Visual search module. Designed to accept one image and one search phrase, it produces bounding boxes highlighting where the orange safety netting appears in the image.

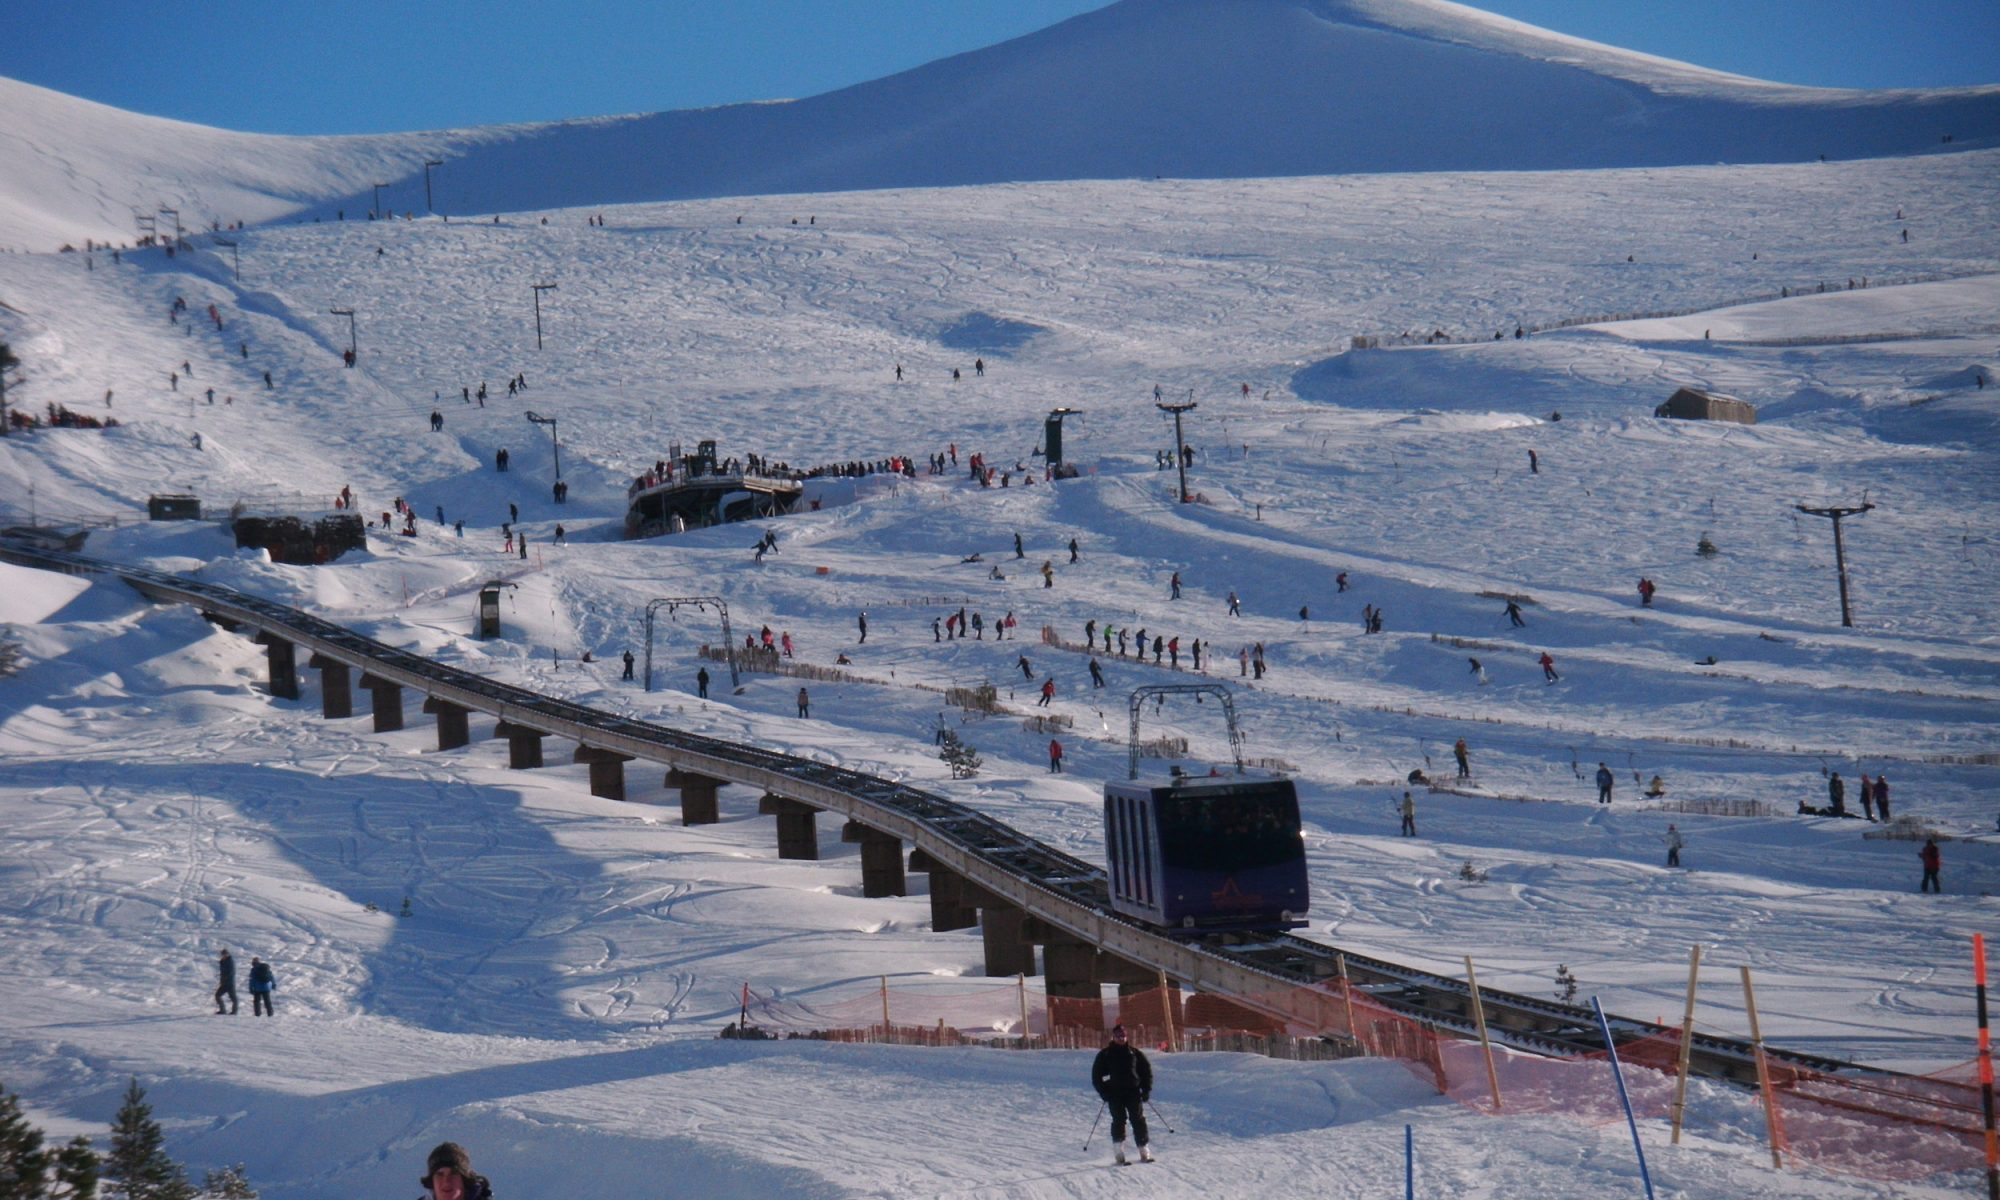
[737,974,1988,1182]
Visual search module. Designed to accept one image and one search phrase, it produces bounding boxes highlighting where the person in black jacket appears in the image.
[419,1141,493,1200]
[213,949,238,1014]
[1090,1024,1154,1164]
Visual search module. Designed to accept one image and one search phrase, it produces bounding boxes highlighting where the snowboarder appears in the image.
[1874,774,1890,821]
[1595,763,1614,804]
[1453,738,1470,779]
[1089,658,1105,688]
[621,650,635,681]
[1507,600,1526,627]
[1540,652,1559,683]
[696,667,710,699]
[1920,837,1941,893]
[246,956,275,1016]
[1049,738,1063,773]
[797,687,811,718]
[1400,791,1417,836]
[1091,1024,1154,1165]
[1665,824,1684,868]
[857,612,868,644]
[214,949,238,1014]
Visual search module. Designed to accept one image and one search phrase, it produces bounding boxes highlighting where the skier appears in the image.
[1665,824,1684,868]
[214,949,238,1014]
[797,687,811,718]
[1049,739,1063,773]
[1014,532,1025,559]
[1400,791,1417,837]
[621,650,635,681]
[1226,589,1240,616]
[1018,655,1034,681]
[1540,652,1559,683]
[696,667,710,699]
[1453,738,1470,779]
[1506,600,1526,627]
[857,612,868,644]
[1091,1024,1154,1165]
[246,956,275,1017]
[1595,763,1615,805]
[1468,657,1488,685]
[1089,658,1105,688]
[1085,619,1096,648]
[1038,678,1056,707]
[1040,560,1054,588]
[1336,571,1348,593]
[1920,837,1941,893]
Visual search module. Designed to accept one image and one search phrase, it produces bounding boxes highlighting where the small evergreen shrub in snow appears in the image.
[1553,964,1580,1004]
[105,1079,195,1200]
[1696,532,1719,557]
[938,730,982,778]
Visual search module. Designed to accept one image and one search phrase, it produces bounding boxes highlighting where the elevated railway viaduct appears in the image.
[1,544,1927,1100]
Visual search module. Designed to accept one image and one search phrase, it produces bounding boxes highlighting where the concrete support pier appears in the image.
[356,672,403,732]
[1042,934,1105,1030]
[764,796,820,860]
[574,747,634,801]
[306,654,351,719]
[665,767,723,825]
[920,866,980,933]
[978,903,1037,978]
[422,697,470,750]
[492,721,546,769]
[854,827,906,898]
[255,633,299,701]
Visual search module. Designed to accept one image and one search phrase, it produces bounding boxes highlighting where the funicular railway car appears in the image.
[1103,770,1309,934]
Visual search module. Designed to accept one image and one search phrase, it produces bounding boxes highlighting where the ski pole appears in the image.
[1147,1098,1177,1134]
[1083,1100,1106,1150]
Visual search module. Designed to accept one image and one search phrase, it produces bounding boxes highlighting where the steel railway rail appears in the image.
[0,543,1910,1093]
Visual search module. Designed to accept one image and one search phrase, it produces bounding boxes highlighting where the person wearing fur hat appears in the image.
[419,1142,493,1200]
[1090,1024,1154,1164]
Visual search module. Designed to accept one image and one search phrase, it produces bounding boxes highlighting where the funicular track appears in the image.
[1,543,1905,1093]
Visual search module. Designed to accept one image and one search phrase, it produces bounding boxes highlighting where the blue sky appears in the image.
[4,0,1994,135]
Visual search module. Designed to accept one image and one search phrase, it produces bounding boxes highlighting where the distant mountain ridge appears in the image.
[2,0,1996,250]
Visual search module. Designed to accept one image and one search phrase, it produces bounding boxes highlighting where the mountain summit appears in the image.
[3,0,1995,249]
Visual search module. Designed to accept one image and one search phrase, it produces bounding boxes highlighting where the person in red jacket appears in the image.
[1049,739,1063,773]
[1920,838,1941,893]
[1539,651,1560,683]
[1038,678,1056,707]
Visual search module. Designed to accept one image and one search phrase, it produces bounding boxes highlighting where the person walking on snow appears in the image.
[1226,589,1240,616]
[1069,537,1079,563]
[621,650,635,681]
[1637,577,1656,607]
[1092,1024,1154,1165]
[214,949,238,1014]
[1595,763,1615,804]
[1920,837,1942,892]
[1665,824,1684,867]
[246,956,275,1016]
[1014,532,1025,559]
[797,687,811,718]
[1400,791,1417,836]
[1170,572,1182,600]
[1859,772,1875,821]
[1040,560,1054,588]
[857,612,868,644]
[1540,652,1559,683]
[1453,738,1470,779]
[696,667,710,699]
[1049,739,1063,773]
[1874,774,1891,821]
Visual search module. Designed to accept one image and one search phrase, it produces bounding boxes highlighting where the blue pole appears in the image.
[1405,1123,1414,1199]
[1593,997,1657,1199]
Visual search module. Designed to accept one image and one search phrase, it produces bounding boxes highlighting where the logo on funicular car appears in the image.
[1209,877,1265,910]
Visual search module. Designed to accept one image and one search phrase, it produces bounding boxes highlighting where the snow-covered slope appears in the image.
[4,0,1997,252]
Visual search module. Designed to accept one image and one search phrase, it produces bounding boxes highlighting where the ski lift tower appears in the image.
[1045,407,1082,475]
[1157,393,1197,502]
